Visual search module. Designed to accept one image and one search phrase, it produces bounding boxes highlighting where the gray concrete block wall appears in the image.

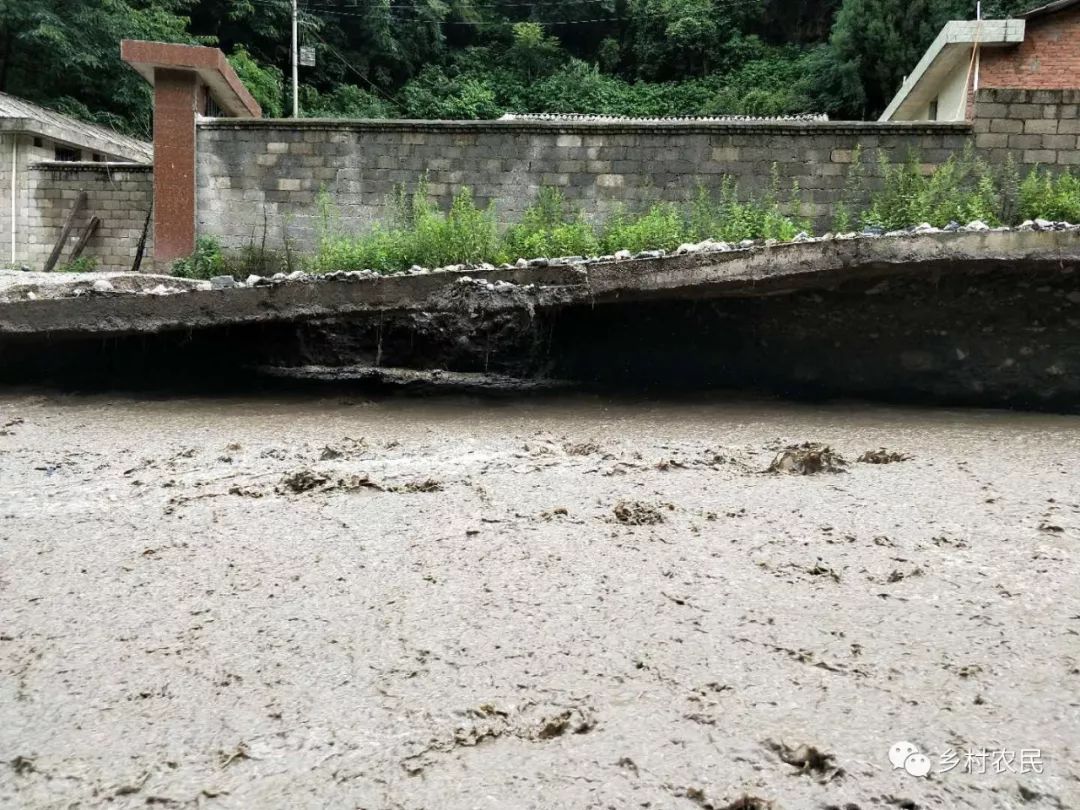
[197,119,972,254]
[1,134,55,267]
[973,88,1080,168]
[196,92,1078,257]
[24,164,153,272]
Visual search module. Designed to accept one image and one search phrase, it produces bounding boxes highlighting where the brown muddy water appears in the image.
[1,389,1078,809]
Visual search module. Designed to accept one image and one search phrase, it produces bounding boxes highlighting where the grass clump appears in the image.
[58,256,98,273]
[311,181,500,273]
[846,145,1080,231]
[502,187,600,259]
[1019,167,1080,223]
[862,146,1000,230]
[172,236,226,279]
[688,171,809,244]
[601,202,686,253]
[311,168,809,274]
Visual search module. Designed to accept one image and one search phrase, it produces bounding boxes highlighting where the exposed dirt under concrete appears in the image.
[1,391,1078,809]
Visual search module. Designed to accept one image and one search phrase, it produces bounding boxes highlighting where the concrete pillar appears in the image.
[121,40,261,271]
[152,68,200,264]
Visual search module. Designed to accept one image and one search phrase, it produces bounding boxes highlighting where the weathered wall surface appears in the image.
[196,119,971,253]
[24,163,153,273]
[1,134,55,267]
[972,87,1080,166]
[196,89,1079,257]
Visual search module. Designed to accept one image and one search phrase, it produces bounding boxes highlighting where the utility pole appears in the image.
[291,0,299,117]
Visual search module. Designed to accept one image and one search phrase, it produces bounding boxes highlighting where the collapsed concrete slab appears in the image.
[1,229,1077,337]
[1,228,1079,411]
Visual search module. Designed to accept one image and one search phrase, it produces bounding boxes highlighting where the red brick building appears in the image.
[881,0,1080,121]
[981,0,1080,91]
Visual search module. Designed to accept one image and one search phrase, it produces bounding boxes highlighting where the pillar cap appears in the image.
[121,40,261,118]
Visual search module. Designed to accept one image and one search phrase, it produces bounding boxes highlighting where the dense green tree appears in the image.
[228,46,284,117]
[828,0,974,117]
[627,0,766,79]
[300,83,397,118]
[0,0,1043,132]
[0,0,197,135]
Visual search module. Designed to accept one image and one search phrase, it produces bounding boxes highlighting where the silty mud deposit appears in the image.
[0,391,1078,809]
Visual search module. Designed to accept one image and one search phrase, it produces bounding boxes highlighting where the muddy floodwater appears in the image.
[1,390,1078,809]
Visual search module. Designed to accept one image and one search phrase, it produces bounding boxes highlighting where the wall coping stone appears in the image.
[199,117,973,137]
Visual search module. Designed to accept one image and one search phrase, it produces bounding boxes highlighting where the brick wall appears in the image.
[972,87,1080,167]
[980,7,1080,91]
[197,119,972,253]
[25,163,153,272]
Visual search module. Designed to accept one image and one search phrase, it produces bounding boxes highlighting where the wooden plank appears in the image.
[130,204,152,273]
[43,191,88,272]
[68,215,101,265]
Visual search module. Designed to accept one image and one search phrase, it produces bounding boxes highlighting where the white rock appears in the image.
[614,250,632,260]
[91,279,114,293]
[965,220,990,231]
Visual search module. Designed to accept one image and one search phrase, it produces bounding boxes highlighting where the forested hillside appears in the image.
[0,0,1034,136]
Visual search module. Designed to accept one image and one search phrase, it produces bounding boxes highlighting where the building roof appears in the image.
[1019,0,1080,19]
[0,91,152,163]
[879,19,1026,121]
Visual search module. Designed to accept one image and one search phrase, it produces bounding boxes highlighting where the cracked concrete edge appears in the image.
[0,230,1078,338]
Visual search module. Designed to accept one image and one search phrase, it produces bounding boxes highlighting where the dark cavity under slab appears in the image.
[2,263,1078,412]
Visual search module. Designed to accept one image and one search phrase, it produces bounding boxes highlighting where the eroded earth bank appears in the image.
[1,392,1077,809]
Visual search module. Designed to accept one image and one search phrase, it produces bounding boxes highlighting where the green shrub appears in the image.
[58,256,98,273]
[1019,167,1080,223]
[172,237,226,279]
[691,172,808,243]
[862,146,1003,229]
[311,184,499,273]
[601,202,686,253]
[502,187,600,260]
[309,174,811,274]
[860,148,1080,230]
